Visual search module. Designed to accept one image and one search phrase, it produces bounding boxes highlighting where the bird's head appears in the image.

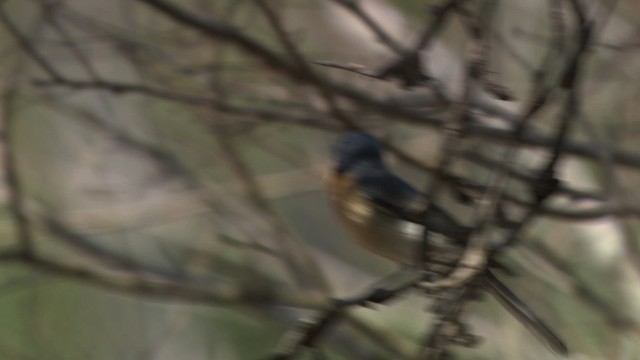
[333,132,383,174]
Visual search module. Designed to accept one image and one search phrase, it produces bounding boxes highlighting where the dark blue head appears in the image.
[334,132,383,174]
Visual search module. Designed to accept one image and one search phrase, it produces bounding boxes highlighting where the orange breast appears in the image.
[328,173,424,266]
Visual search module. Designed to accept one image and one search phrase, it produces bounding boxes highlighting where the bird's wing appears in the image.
[357,172,470,240]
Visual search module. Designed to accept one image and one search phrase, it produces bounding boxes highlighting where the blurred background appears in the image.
[1,0,640,359]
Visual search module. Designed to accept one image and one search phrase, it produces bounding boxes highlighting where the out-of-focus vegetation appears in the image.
[1,0,640,359]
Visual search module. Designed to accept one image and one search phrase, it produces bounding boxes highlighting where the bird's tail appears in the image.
[484,270,569,356]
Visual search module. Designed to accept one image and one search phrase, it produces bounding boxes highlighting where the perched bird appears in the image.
[328,131,568,356]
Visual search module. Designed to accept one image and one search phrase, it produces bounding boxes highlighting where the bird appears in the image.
[328,131,568,356]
